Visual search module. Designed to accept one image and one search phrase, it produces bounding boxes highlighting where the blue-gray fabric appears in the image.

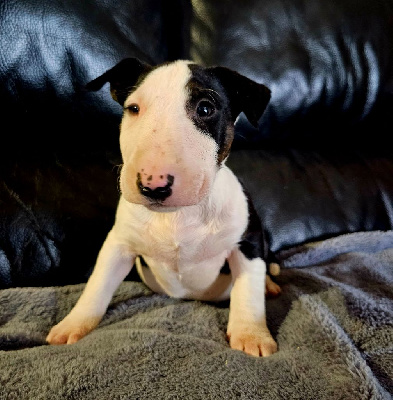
[0,231,392,399]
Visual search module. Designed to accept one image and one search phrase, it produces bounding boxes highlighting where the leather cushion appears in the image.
[228,147,393,253]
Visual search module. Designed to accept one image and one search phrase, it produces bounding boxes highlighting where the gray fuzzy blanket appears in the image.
[1,231,392,399]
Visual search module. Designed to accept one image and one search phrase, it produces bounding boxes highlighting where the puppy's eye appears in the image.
[125,104,140,114]
[196,101,215,118]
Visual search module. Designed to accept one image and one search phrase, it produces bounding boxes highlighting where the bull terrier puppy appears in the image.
[46,58,280,357]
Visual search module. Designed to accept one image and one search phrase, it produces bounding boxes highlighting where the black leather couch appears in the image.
[1,2,393,398]
[1,0,392,289]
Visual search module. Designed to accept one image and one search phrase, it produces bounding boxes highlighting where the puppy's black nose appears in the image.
[136,173,174,201]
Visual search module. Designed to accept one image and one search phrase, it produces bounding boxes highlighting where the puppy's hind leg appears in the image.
[266,263,281,296]
[226,248,277,357]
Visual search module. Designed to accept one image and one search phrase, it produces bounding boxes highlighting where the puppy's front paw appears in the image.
[46,314,101,345]
[227,326,277,357]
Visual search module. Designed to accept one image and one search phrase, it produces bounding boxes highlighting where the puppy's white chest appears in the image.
[133,204,235,269]
[133,211,237,300]
[113,166,249,299]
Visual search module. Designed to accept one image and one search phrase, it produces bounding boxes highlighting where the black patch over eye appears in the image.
[196,101,215,118]
[125,103,140,114]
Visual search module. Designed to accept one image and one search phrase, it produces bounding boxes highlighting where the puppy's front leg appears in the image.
[227,248,277,357]
[46,230,135,345]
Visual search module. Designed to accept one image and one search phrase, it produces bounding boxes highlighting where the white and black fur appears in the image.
[46,58,280,357]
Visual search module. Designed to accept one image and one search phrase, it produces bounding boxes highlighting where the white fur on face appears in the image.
[119,61,219,209]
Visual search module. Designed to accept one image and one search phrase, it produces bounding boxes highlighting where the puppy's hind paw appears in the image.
[265,275,281,297]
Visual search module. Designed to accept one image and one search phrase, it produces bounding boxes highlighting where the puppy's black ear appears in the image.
[86,58,152,105]
[208,67,271,127]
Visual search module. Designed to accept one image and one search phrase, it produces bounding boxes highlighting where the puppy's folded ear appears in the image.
[208,67,271,128]
[86,58,152,105]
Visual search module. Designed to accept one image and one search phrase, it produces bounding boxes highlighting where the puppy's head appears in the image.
[87,58,270,211]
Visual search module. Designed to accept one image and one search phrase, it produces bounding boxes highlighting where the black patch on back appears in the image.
[238,184,272,264]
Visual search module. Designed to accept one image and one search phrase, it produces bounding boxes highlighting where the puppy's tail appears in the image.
[269,262,280,276]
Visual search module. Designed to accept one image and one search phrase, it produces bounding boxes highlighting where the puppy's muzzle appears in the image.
[136,172,174,201]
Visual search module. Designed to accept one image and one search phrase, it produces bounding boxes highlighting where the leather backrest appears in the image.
[0,0,190,159]
[190,0,393,149]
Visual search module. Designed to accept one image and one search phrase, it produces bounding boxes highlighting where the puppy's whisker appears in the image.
[205,88,221,99]
[112,163,123,173]
[116,175,121,194]
[113,164,123,194]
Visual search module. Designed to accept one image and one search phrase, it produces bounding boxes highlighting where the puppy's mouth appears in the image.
[143,189,204,211]
[145,202,182,213]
